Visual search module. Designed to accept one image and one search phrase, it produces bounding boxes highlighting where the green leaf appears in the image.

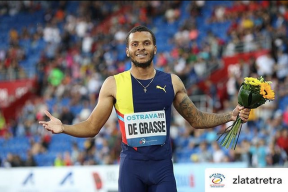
[238,85,266,108]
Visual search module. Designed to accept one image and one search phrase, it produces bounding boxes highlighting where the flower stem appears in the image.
[218,115,243,149]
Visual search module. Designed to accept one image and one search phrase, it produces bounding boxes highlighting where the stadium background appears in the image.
[0,1,288,191]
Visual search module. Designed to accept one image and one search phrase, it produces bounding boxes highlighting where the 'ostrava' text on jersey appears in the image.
[114,70,174,160]
[124,110,167,147]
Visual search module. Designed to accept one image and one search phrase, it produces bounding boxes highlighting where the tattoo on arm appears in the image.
[176,95,232,129]
[179,96,193,118]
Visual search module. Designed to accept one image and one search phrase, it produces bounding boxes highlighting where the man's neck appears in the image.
[130,65,155,80]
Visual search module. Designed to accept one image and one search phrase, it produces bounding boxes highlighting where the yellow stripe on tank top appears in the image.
[114,71,134,114]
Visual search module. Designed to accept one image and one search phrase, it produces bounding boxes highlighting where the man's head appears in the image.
[126,25,157,68]
[126,25,156,46]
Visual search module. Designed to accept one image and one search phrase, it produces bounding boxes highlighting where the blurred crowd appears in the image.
[1,1,288,168]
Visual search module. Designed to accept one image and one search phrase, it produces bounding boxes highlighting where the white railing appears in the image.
[189,94,213,113]
[223,36,271,57]
[0,66,36,81]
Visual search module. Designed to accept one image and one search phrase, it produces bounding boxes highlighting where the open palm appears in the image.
[39,110,64,134]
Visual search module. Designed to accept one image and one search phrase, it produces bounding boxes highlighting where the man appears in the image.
[39,25,251,192]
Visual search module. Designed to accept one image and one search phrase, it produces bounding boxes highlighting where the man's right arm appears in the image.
[39,76,116,138]
[171,74,250,129]
[172,74,232,129]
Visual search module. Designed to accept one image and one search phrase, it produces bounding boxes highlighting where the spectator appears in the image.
[250,139,267,167]
[211,141,225,163]
[238,139,252,166]
[41,132,51,151]
[43,23,61,44]
[255,52,275,77]
[24,151,37,167]
[226,69,237,102]
[9,27,19,45]
[71,142,80,164]
[54,153,64,166]
[75,17,91,38]
[237,58,250,79]
[193,57,207,78]
[276,129,288,155]
[63,151,73,166]
[266,143,284,166]
[275,49,288,82]
[283,106,288,127]
[48,67,64,87]
[87,72,102,106]
[213,5,226,22]
[11,154,24,167]
[196,142,213,163]
[59,106,75,125]
[82,33,94,55]
[2,153,13,167]
[0,111,6,136]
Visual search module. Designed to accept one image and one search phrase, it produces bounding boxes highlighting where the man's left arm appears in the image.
[171,74,250,129]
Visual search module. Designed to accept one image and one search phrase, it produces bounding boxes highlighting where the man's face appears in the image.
[126,31,157,68]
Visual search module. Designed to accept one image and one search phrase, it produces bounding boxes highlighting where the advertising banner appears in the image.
[0,78,36,108]
[174,163,247,192]
[0,165,119,192]
[205,168,288,192]
[0,163,247,192]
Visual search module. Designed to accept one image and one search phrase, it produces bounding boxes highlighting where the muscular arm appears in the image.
[172,74,232,129]
[40,76,116,137]
[63,76,116,137]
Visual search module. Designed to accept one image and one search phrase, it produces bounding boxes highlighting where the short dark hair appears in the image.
[126,25,156,46]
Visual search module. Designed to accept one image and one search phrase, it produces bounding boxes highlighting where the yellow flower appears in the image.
[260,83,275,100]
[244,77,261,86]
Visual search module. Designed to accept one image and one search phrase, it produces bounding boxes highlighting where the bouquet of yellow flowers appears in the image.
[217,76,275,149]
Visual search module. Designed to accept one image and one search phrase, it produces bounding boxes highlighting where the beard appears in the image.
[130,51,155,68]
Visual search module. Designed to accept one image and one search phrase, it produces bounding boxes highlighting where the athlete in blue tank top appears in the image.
[39,25,251,192]
[114,69,174,161]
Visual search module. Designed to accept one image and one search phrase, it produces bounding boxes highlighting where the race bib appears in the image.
[124,110,167,147]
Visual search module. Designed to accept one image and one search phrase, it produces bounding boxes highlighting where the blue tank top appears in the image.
[114,69,174,160]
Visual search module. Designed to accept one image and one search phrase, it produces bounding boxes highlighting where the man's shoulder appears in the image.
[101,76,116,98]
[170,73,180,81]
[156,70,176,80]
[114,70,130,78]
[155,70,180,83]
[156,69,172,75]
[170,73,184,93]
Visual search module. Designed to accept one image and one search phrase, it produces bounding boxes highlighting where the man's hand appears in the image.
[232,104,251,122]
[39,110,64,134]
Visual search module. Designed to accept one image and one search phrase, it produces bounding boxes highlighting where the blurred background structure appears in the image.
[0,1,288,169]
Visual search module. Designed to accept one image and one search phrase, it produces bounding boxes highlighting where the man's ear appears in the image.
[154,46,157,54]
[126,48,129,57]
